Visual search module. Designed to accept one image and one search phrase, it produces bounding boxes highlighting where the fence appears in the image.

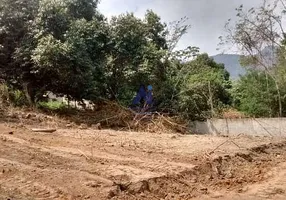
[190,118,286,137]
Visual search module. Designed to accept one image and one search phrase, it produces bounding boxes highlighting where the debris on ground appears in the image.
[0,102,189,134]
[31,128,57,133]
[58,101,189,134]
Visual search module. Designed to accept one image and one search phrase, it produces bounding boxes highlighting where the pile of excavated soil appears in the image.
[115,142,286,200]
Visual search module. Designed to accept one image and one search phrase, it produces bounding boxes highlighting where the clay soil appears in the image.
[1,121,286,200]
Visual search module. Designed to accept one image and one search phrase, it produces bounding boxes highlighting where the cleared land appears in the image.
[1,122,286,200]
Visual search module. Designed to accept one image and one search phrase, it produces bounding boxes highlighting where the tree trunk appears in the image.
[23,82,35,106]
[274,81,283,117]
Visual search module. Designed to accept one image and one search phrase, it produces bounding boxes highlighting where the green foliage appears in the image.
[0,0,233,120]
[0,0,39,97]
[232,71,280,117]
[0,84,9,104]
[0,84,28,107]
[105,11,167,100]
[231,40,286,118]
[173,54,231,120]
[9,89,28,107]
[32,0,108,101]
[37,101,67,111]
[221,1,286,118]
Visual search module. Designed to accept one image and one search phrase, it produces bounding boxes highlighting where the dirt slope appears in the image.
[0,123,286,200]
[194,161,286,200]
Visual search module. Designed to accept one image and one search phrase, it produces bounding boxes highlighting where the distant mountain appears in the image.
[212,54,246,80]
[212,46,277,80]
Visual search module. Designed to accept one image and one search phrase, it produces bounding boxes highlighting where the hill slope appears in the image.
[212,54,246,79]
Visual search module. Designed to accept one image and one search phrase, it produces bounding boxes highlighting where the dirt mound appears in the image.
[114,141,286,199]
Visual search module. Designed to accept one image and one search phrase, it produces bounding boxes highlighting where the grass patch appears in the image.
[38,101,67,111]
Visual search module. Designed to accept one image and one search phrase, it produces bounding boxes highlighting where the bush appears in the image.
[10,89,28,107]
[0,84,10,105]
[0,84,28,107]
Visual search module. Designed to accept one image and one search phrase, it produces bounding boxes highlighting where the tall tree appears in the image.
[31,0,108,102]
[105,11,167,102]
[220,0,286,116]
[232,70,279,117]
[171,54,231,120]
[0,0,40,103]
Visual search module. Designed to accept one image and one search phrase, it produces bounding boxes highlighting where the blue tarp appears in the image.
[132,85,146,105]
[145,91,153,105]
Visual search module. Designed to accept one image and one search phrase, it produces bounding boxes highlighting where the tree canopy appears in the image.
[0,0,240,120]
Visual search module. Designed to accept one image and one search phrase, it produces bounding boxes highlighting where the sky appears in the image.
[98,0,264,56]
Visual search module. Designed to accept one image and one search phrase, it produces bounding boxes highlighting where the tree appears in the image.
[0,0,40,104]
[144,10,168,50]
[31,0,108,102]
[172,54,231,120]
[0,0,232,120]
[105,11,167,102]
[220,1,286,117]
[153,16,200,111]
[232,70,279,117]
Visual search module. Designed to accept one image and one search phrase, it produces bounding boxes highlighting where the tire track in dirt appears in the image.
[0,149,117,199]
[2,177,60,200]
[0,131,197,199]
[1,133,196,182]
[0,138,114,199]
[0,157,62,200]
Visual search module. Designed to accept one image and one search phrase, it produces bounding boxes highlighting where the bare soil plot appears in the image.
[0,123,286,200]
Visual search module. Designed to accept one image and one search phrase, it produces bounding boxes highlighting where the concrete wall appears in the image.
[190,118,286,137]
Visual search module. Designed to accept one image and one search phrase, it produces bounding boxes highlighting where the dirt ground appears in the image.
[1,121,286,200]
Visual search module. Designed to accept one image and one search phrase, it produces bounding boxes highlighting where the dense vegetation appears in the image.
[0,0,231,120]
[1,0,286,120]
